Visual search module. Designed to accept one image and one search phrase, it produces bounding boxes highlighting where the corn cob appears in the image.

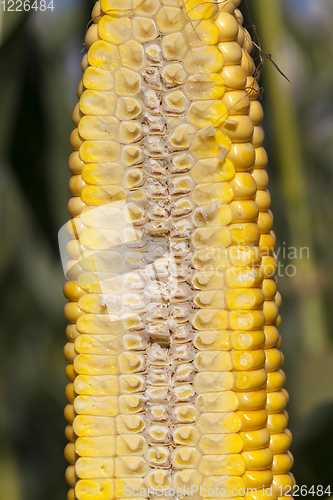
[63,1,294,499]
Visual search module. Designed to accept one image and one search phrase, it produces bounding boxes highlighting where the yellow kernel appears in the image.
[271,452,293,474]
[133,0,159,15]
[240,428,270,451]
[218,41,242,65]
[184,73,225,100]
[98,16,131,44]
[115,68,140,95]
[184,20,219,47]
[215,12,239,41]
[162,33,188,60]
[241,449,273,471]
[222,115,254,142]
[156,7,184,32]
[222,90,250,114]
[237,409,267,431]
[133,17,158,42]
[184,0,219,20]
[83,67,113,91]
[184,47,224,74]
[221,65,247,89]
[119,40,144,69]
[226,142,255,171]
[64,442,77,464]
[88,40,121,69]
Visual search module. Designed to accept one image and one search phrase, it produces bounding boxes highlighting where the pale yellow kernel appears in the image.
[172,447,201,468]
[194,290,225,309]
[82,163,122,186]
[184,47,223,74]
[77,313,123,335]
[119,121,142,143]
[85,24,100,49]
[168,124,195,150]
[80,90,117,116]
[192,158,235,183]
[163,90,188,114]
[194,351,231,371]
[198,454,246,476]
[192,309,229,330]
[188,100,228,128]
[76,479,115,500]
[193,182,233,206]
[116,415,145,433]
[253,169,269,190]
[221,65,247,90]
[173,470,202,489]
[116,434,147,455]
[115,456,148,477]
[226,142,255,171]
[75,334,122,354]
[193,330,230,350]
[193,226,231,249]
[133,17,158,42]
[197,413,242,434]
[161,63,187,87]
[98,16,131,44]
[193,203,232,227]
[101,0,133,15]
[222,114,254,142]
[229,200,259,222]
[184,20,219,47]
[76,436,116,456]
[121,145,143,165]
[184,74,225,100]
[115,68,140,95]
[219,42,242,69]
[241,48,255,76]
[119,40,144,69]
[184,0,219,20]
[76,457,115,479]
[133,0,159,15]
[115,478,146,498]
[219,0,236,13]
[191,130,230,158]
[79,116,118,141]
[198,433,243,454]
[88,40,121,69]
[215,12,239,41]
[162,33,188,60]
[230,172,257,199]
[249,99,264,125]
[80,141,120,163]
[83,67,113,91]
[74,374,119,396]
[156,6,184,32]
[222,90,250,114]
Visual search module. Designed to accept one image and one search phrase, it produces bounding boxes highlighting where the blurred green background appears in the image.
[0,0,333,498]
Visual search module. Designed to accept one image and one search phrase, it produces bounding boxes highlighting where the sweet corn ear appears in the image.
[62,1,294,499]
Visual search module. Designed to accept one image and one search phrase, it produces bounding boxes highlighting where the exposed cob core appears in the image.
[63,1,294,499]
